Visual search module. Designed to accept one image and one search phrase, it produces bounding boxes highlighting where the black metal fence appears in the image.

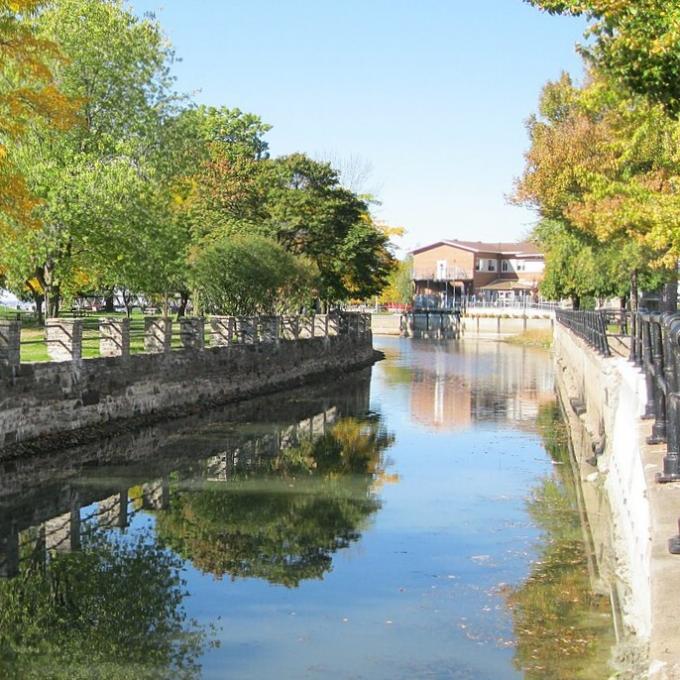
[556,308,680,553]
[555,309,611,357]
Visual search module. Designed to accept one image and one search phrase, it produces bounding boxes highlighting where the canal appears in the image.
[0,337,617,679]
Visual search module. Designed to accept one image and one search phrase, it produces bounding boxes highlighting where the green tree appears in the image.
[262,153,393,303]
[515,70,679,305]
[0,0,75,234]
[527,0,680,116]
[185,143,395,307]
[3,0,179,316]
[534,219,664,307]
[189,233,318,315]
[379,256,413,305]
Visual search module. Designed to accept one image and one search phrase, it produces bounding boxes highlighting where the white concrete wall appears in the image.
[462,315,552,338]
[553,324,680,678]
[554,324,652,640]
[370,314,401,336]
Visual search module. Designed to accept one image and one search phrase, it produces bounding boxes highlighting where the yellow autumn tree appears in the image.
[0,0,76,234]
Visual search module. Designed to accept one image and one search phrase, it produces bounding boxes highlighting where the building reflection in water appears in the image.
[408,341,555,431]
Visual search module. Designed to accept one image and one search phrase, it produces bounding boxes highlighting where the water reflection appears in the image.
[507,402,615,679]
[155,415,395,587]
[0,371,393,676]
[0,524,207,679]
[382,340,554,430]
[0,341,621,678]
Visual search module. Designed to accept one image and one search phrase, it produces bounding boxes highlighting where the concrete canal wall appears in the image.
[370,311,552,338]
[554,323,680,679]
[460,313,552,338]
[0,314,377,456]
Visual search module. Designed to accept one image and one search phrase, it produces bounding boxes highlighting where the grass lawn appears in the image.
[19,312,189,362]
[505,329,553,350]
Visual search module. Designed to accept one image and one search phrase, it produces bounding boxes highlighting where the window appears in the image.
[501,261,508,272]
[475,259,480,271]
[488,259,495,272]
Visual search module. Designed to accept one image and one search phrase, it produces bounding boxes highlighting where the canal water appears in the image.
[0,337,616,679]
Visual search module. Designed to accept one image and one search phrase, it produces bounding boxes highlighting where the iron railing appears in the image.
[555,309,611,357]
[556,308,680,553]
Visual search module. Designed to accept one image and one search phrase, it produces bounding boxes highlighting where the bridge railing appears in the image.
[554,309,611,357]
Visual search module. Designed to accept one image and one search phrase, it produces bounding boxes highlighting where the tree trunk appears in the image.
[630,269,639,312]
[47,285,60,318]
[571,294,580,310]
[122,289,132,318]
[43,260,60,318]
[177,290,189,319]
[25,278,45,325]
[104,291,115,313]
[661,272,678,313]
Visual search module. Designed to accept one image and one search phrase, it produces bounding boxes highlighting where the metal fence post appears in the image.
[657,314,680,482]
[647,318,667,445]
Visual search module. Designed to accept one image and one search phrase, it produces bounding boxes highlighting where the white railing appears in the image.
[412,266,473,281]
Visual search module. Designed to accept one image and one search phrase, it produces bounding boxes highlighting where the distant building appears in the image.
[410,239,545,308]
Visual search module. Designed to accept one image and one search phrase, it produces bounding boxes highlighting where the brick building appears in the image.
[410,240,545,308]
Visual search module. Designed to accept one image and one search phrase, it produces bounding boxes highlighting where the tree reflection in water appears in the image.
[0,525,208,680]
[156,414,396,587]
[506,403,615,680]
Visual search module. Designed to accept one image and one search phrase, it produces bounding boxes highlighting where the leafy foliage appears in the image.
[0,0,76,233]
[515,69,680,297]
[0,1,396,317]
[188,234,317,315]
[527,0,680,117]
[379,257,413,305]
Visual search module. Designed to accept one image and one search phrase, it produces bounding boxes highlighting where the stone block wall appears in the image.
[0,325,376,453]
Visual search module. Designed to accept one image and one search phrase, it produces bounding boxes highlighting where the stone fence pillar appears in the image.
[99,318,130,358]
[180,317,205,351]
[210,316,234,347]
[258,316,279,344]
[144,317,172,353]
[314,314,328,338]
[328,313,339,337]
[46,318,82,362]
[44,503,81,554]
[299,316,313,339]
[280,316,299,340]
[99,490,129,529]
[0,319,21,372]
[235,317,255,344]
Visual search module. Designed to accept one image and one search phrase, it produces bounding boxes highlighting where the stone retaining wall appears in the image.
[554,322,680,679]
[0,316,376,455]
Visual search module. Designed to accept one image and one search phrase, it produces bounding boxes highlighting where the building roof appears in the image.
[410,239,542,257]
[478,278,536,291]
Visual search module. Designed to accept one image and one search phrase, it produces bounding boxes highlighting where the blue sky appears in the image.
[131,0,587,253]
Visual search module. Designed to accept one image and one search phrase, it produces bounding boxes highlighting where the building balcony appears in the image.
[412,266,473,281]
